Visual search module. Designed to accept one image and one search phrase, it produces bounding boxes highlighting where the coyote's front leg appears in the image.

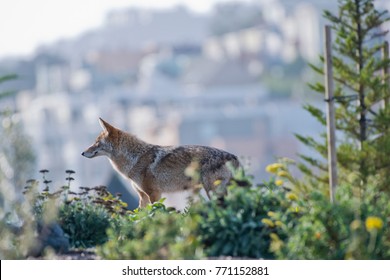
[136,190,151,208]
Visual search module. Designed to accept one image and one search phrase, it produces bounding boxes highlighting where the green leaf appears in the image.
[303,104,326,125]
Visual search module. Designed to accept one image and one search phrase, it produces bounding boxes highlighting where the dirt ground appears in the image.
[29,249,100,260]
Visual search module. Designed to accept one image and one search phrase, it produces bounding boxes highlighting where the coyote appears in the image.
[82,118,240,208]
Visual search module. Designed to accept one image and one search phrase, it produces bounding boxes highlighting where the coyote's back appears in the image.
[82,118,241,207]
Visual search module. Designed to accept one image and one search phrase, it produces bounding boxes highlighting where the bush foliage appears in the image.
[98,201,202,260]
[1,164,389,260]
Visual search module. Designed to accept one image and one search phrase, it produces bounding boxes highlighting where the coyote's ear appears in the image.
[99,118,115,134]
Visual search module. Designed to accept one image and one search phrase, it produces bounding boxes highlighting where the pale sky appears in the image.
[0,0,251,59]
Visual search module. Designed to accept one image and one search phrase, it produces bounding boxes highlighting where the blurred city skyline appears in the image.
[0,0,254,59]
[1,0,389,59]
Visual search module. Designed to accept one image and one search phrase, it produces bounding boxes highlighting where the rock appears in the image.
[36,221,70,254]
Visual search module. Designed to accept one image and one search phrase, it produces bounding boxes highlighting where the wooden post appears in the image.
[382,41,389,109]
[324,25,337,203]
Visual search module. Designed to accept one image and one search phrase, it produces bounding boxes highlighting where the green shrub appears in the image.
[59,201,111,248]
[191,171,297,259]
[58,183,128,248]
[272,184,390,259]
[23,170,128,249]
[97,200,202,259]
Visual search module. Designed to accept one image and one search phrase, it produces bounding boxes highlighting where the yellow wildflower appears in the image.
[350,220,361,230]
[270,233,280,241]
[261,218,275,227]
[275,221,284,227]
[265,165,273,173]
[275,180,284,186]
[365,216,383,232]
[267,211,276,217]
[315,232,321,239]
[265,163,284,174]
[277,170,289,177]
[286,192,298,201]
[289,206,300,213]
[213,179,222,186]
[269,233,283,252]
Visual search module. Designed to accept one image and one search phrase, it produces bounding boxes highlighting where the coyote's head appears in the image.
[81,118,116,158]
